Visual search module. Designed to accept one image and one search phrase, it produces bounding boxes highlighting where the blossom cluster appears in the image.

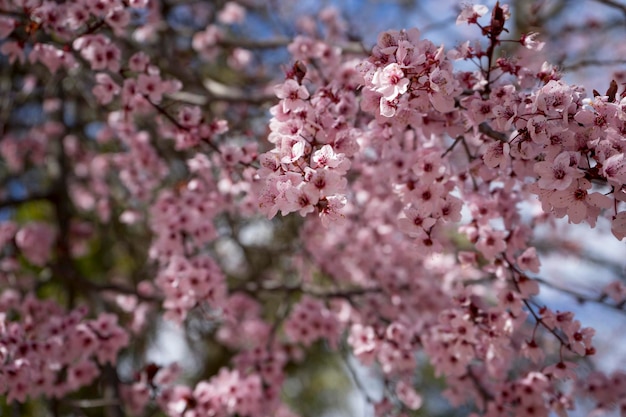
[121,362,276,417]
[0,1,625,417]
[0,0,150,68]
[280,3,616,416]
[0,290,128,403]
[155,254,226,323]
[256,36,361,223]
[284,296,340,347]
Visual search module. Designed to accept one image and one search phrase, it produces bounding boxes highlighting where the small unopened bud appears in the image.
[490,1,507,37]
[293,60,307,84]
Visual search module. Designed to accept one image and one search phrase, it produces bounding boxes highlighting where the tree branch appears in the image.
[591,0,626,17]
[0,190,54,210]
[562,58,626,72]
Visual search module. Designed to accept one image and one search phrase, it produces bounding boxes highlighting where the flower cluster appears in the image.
[0,0,149,69]
[284,296,340,347]
[1,1,625,417]
[0,290,128,403]
[15,222,56,266]
[121,362,287,417]
[360,27,463,117]
[256,37,360,224]
[155,254,226,323]
[291,4,614,415]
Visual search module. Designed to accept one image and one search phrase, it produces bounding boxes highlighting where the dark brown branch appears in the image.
[590,0,626,17]
[145,96,221,155]
[234,281,382,300]
[80,279,162,303]
[479,122,509,143]
[562,58,626,72]
[0,191,54,210]
[217,37,291,49]
[532,276,626,315]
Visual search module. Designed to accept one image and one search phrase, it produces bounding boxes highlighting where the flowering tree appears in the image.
[1,0,626,416]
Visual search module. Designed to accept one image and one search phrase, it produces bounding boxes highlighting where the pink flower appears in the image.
[371,63,410,101]
[429,91,456,113]
[396,381,423,410]
[121,382,151,415]
[520,32,544,51]
[178,106,202,127]
[398,206,436,237]
[456,4,488,25]
[544,361,577,380]
[549,179,612,224]
[475,226,507,260]
[284,297,339,346]
[348,324,378,364]
[280,138,306,164]
[534,80,573,122]
[0,41,25,64]
[516,247,540,273]
[74,35,120,72]
[312,144,348,171]
[319,195,346,225]
[0,16,16,39]
[521,340,545,364]
[93,73,120,105]
[106,6,131,34]
[379,98,398,117]
[602,153,626,185]
[274,79,310,112]
[128,0,149,7]
[534,151,582,191]
[67,360,99,390]
[192,25,222,60]
[137,73,165,103]
[412,150,446,183]
[228,47,252,70]
[409,181,444,216]
[29,44,67,74]
[429,67,456,95]
[483,140,511,168]
[218,2,246,24]
[304,168,346,197]
[284,185,318,216]
[15,222,56,266]
[129,51,150,72]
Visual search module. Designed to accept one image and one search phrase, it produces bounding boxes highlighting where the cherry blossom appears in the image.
[548,179,612,224]
[534,151,582,191]
[371,63,410,101]
[520,32,544,51]
[218,2,246,24]
[456,4,489,25]
[15,222,56,266]
[274,79,310,113]
[0,1,625,417]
